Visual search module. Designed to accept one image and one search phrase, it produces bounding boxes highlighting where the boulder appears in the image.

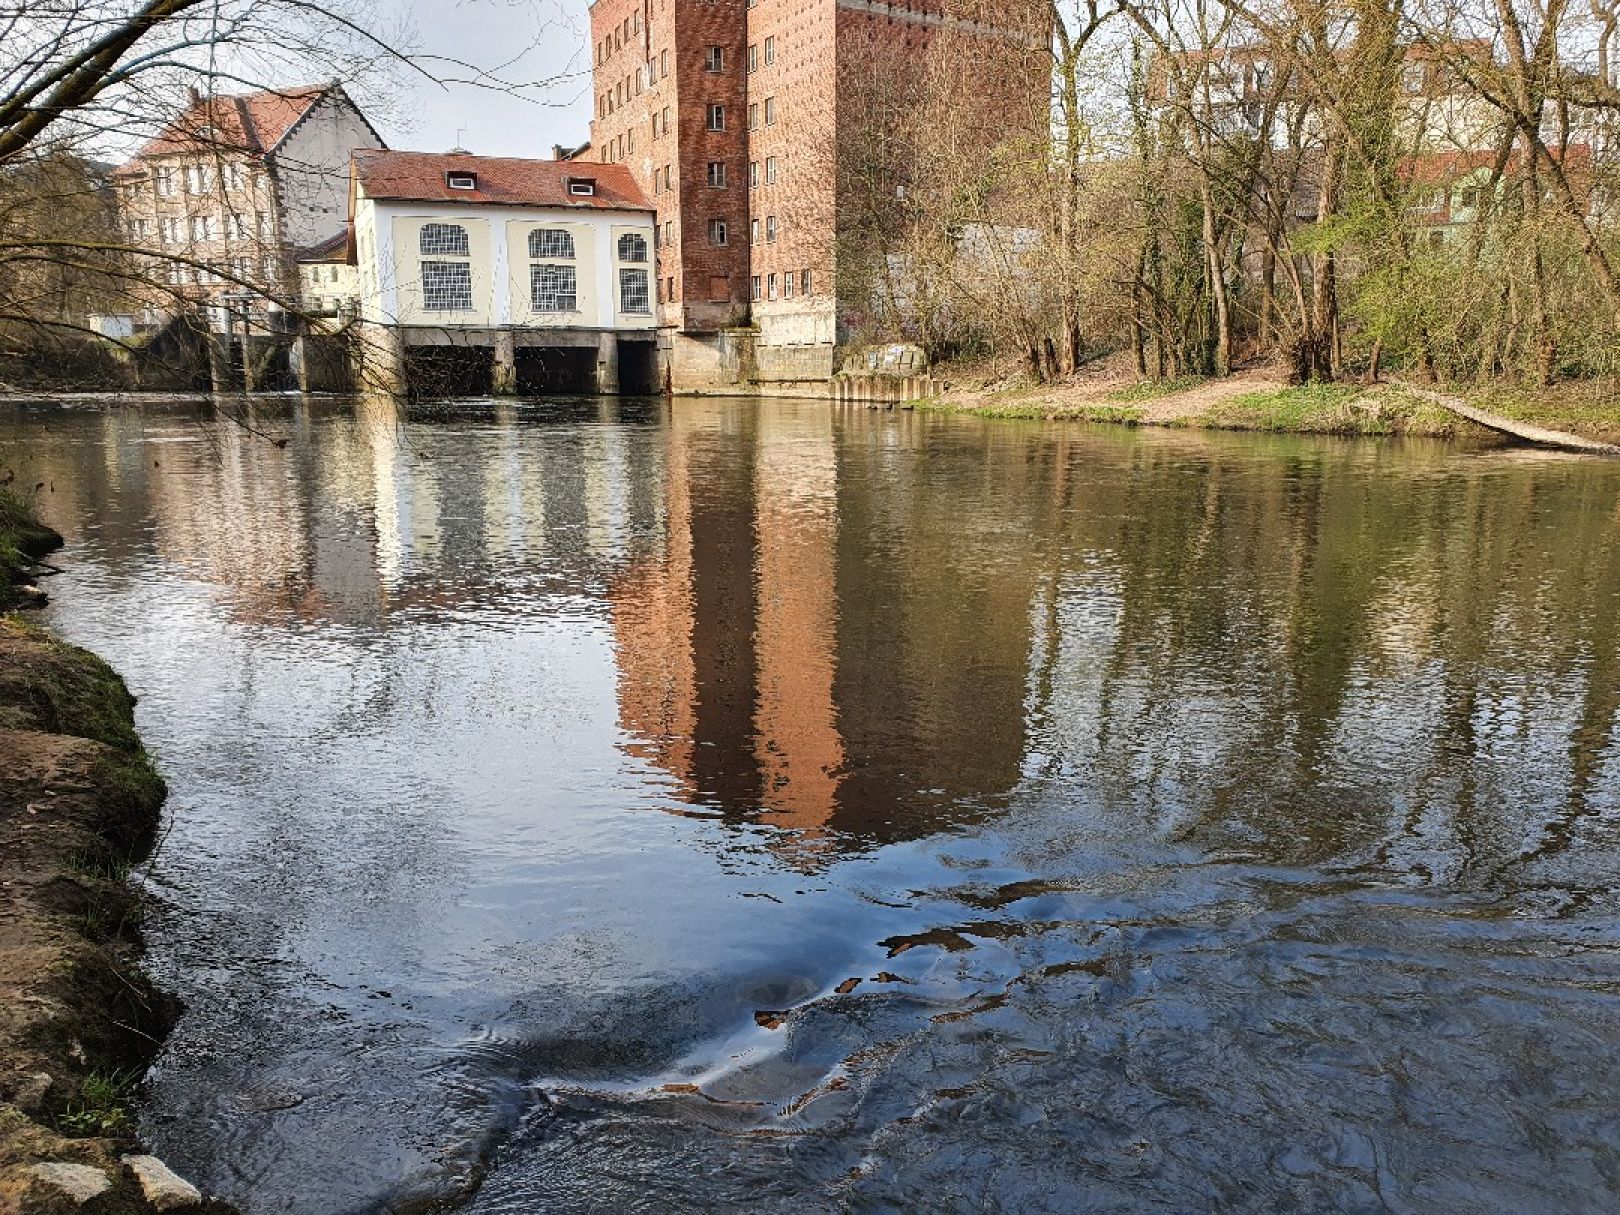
[122,1154,203,1210]
[26,1161,111,1204]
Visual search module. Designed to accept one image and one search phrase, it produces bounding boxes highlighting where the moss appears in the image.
[0,487,63,608]
[0,617,144,752]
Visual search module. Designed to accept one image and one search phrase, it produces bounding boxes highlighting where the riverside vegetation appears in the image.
[0,489,222,1212]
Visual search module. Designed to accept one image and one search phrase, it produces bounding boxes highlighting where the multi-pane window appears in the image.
[784,272,795,299]
[256,211,271,238]
[184,164,211,194]
[662,106,671,135]
[619,268,651,313]
[421,261,473,311]
[765,36,775,64]
[420,223,470,255]
[618,232,649,262]
[706,46,724,71]
[766,156,778,184]
[224,163,244,191]
[154,168,174,196]
[662,220,673,246]
[130,218,149,240]
[748,44,758,72]
[158,217,180,244]
[766,215,778,243]
[709,218,728,245]
[764,96,776,125]
[189,215,213,241]
[750,161,760,188]
[750,275,761,300]
[529,228,574,258]
[707,161,726,188]
[748,103,759,130]
[768,273,778,300]
[802,268,812,295]
[531,264,577,312]
[226,213,247,239]
[707,103,725,131]
[750,218,760,244]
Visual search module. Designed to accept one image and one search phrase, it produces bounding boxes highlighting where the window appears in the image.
[618,232,648,262]
[447,171,477,190]
[529,228,575,258]
[706,45,724,71]
[262,256,276,280]
[784,272,794,299]
[155,168,175,196]
[766,214,778,243]
[420,223,470,255]
[189,214,212,241]
[707,103,725,131]
[226,213,246,239]
[766,156,778,184]
[768,273,777,299]
[169,264,185,285]
[1402,62,1426,94]
[801,268,811,295]
[159,217,180,244]
[662,220,673,246]
[750,274,761,300]
[1459,185,1480,209]
[421,261,473,311]
[750,161,760,188]
[184,164,211,194]
[709,218,728,245]
[661,49,669,75]
[749,44,758,72]
[707,161,726,187]
[531,263,577,311]
[130,218,149,240]
[749,103,759,130]
[620,268,651,313]
[765,36,775,64]
[256,211,271,238]
[225,163,244,191]
[568,178,597,196]
[663,106,671,135]
[764,96,776,125]
[750,218,760,244]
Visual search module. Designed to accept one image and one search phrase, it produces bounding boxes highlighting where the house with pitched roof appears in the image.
[347,149,659,394]
[111,82,384,328]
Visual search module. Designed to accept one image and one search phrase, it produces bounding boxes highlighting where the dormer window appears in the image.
[447,171,477,190]
[567,177,596,196]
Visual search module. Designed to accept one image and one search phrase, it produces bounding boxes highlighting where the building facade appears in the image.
[112,83,383,330]
[586,0,1045,389]
[349,150,659,394]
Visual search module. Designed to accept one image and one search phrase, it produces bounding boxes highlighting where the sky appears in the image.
[362,0,596,158]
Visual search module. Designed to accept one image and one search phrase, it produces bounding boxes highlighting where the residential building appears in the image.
[587,0,1047,389]
[111,82,384,328]
[348,149,659,394]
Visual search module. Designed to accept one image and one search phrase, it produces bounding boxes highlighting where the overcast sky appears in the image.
[368,0,596,158]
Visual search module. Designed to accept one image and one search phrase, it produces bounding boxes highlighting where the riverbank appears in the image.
[919,367,1620,443]
[0,496,225,1212]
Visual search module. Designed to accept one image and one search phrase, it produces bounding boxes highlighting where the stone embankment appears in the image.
[0,497,232,1213]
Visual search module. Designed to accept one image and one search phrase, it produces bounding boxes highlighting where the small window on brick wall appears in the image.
[707,103,725,131]
[709,218,728,245]
[706,46,724,71]
[707,161,726,188]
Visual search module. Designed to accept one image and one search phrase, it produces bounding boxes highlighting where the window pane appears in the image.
[529,228,575,259]
[617,232,648,262]
[619,268,651,313]
[531,263,578,312]
[421,261,473,310]
[420,223,470,256]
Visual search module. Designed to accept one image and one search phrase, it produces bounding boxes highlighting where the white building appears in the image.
[349,150,659,393]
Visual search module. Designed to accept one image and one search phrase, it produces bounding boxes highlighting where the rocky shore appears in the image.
[0,496,231,1213]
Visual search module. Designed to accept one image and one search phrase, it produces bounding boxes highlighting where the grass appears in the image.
[55,1067,142,1138]
[1194,383,1460,437]
[1463,380,1620,440]
[1104,375,1207,402]
[912,397,1146,424]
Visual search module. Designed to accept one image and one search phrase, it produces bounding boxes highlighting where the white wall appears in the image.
[275,92,383,249]
[354,191,656,332]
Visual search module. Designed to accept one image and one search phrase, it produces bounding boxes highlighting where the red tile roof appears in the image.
[352,149,652,212]
[116,85,334,173]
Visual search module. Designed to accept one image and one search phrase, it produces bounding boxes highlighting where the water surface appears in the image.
[6,395,1620,1212]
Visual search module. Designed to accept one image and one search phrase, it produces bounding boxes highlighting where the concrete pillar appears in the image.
[292,335,312,395]
[595,332,619,395]
[493,330,517,396]
[354,324,406,396]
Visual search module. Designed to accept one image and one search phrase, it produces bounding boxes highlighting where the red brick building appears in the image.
[587,0,1046,388]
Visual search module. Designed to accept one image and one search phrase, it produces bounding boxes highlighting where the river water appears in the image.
[6,394,1620,1213]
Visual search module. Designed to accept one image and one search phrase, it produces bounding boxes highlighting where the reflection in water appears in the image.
[4,396,1620,1213]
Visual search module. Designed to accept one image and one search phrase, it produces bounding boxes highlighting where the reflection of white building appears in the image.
[348,150,659,394]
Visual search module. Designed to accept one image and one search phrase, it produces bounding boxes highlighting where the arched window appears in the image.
[617,232,648,263]
[529,228,575,259]
[420,223,469,256]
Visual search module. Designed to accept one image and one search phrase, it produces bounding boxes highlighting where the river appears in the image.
[5,394,1620,1213]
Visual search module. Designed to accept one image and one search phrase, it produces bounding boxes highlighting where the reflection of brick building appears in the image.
[586,0,1045,389]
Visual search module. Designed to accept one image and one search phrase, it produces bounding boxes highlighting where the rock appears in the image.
[27,1162,111,1204]
[10,1071,53,1114]
[121,1154,202,1209]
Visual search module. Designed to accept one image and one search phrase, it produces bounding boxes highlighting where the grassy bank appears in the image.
[0,502,227,1211]
[1,488,63,610]
[920,369,1620,443]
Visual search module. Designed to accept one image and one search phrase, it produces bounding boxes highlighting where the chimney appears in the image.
[187,84,203,107]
